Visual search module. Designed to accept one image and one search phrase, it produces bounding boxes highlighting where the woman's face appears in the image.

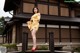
[34,8,38,13]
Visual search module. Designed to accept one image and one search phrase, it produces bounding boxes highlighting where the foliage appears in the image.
[2,44,17,49]
[76,14,80,17]
[0,17,4,35]
[73,47,80,52]
[28,45,48,50]
[38,45,48,50]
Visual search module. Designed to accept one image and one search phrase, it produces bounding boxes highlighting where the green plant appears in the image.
[0,44,17,51]
[38,45,48,50]
[73,47,80,52]
[28,45,48,50]
[28,46,32,50]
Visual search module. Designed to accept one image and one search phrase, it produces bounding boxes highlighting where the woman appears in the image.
[27,7,41,51]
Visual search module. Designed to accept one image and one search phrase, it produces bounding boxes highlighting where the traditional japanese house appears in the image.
[3,0,80,48]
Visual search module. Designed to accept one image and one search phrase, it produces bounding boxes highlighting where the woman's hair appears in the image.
[32,6,39,14]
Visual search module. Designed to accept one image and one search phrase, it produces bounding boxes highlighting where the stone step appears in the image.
[8,50,50,53]
[8,50,73,53]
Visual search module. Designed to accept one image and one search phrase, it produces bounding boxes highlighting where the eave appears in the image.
[4,0,21,12]
[11,13,80,26]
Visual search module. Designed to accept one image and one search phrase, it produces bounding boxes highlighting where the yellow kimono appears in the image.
[27,13,41,31]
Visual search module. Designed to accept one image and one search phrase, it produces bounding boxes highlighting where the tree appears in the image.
[0,17,4,35]
[75,0,80,2]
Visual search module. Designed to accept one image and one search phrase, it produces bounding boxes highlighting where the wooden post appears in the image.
[35,0,38,6]
[2,34,4,44]
[22,32,28,53]
[48,0,49,15]
[49,32,54,53]
[58,0,60,16]
[16,23,22,43]
[8,31,9,43]
[5,32,8,43]
[69,4,71,17]
[45,24,47,43]
[59,25,61,42]
[69,25,72,42]
[12,25,16,44]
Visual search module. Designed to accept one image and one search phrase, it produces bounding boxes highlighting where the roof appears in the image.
[4,0,80,12]
[4,0,21,12]
[11,13,80,26]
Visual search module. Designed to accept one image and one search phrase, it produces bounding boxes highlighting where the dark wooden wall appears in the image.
[22,25,80,43]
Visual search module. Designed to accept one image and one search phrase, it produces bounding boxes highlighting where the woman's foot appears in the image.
[31,47,37,52]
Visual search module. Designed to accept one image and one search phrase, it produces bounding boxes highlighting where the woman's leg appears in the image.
[31,29,37,48]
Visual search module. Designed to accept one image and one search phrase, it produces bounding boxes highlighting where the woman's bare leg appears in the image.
[31,29,37,48]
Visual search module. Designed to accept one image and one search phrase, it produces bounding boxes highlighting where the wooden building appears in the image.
[3,0,80,46]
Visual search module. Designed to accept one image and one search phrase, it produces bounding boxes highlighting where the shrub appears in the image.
[28,45,48,50]
[0,44,17,51]
[74,47,80,52]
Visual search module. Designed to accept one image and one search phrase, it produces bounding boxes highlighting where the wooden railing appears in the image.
[22,32,55,53]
